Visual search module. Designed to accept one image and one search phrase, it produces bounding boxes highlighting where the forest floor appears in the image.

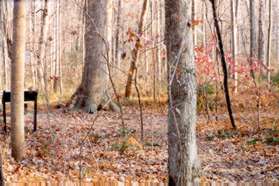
[0,99,279,183]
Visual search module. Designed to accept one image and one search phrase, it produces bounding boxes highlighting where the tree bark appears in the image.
[266,0,272,85]
[249,0,256,79]
[124,0,148,98]
[37,0,49,92]
[210,0,236,129]
[231,0,238,93]
[114,0,122,68]
[30,0,37,89]
[71,0,109,113]
[0,154,3,186]
[0,0,9,90]
[165,0,200,185]
[11,0,26,161]
[258,0,265,76]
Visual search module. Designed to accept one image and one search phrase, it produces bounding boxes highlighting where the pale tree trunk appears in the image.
[192,0,197,46]
[30,0,37,89]
[150,0,156,101]
[275,0,279,60]
[202,1,206,48]
[58,0,63,95]
[71,0,108,113]
[165,0,200,185]
[267,0,272,85]
[258,0,265,73]
[1,0,9,90]
[11,0,26,161]
[249,0,256,78]
[53,0,61,93]
[37,0,49,92]
[231,0,238,93]
[124,0,148,98]
[156,0,162,83]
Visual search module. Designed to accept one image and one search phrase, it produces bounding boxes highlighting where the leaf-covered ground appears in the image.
[0,106,278,183]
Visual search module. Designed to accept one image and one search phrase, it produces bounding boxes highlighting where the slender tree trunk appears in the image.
[275,0,279,61]
[30,0,37,89]
[155,0,162,85]
[210,0,237,129]
[267,0,272,86]
[150,0,157,101]
[0,154,3,186]
[1,0,9,90]
[166,0,200,185]
[258,0,265,74]
[202,1,206,48]
[249,0,256,79]
[124,0,148,98]
[37,0,49,92]
[231,0,238,93]
[115,0,122,68]
[53,0,60,93]
[192,0,197,46]
[70,0,108,113]
[11,0,26,161]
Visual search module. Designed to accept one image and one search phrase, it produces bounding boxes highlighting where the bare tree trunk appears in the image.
[37,0,49,92]
[192,0,197,46]
[0,154,3,186]
[210,0,237,129]
[114,0,122,68]
[249,0,256,79]
[53,0,61,93]
[267,0,272,86]
[275,0,279,61]
[30,0,37,89]
[166,0,200,185]
[124,0,148,98]
[150,0,157,101]
[258,0,265,76]
[231,0,238,93]
[1,0,9,90]
[11,0,26,161]
[58,0,63,95]
[202,1,207,48]
[71,0,108,113]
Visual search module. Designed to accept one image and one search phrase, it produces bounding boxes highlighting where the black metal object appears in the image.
[2,90,38,132]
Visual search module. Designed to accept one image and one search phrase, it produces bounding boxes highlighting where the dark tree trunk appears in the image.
[0,155,3,186]
[210,0,236,129]
[165,0,200,185]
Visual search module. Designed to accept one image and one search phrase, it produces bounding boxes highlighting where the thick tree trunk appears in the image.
[71,0,109,113]
[124,0,148,98]
[165,0,200,185]
[11,0,26,161]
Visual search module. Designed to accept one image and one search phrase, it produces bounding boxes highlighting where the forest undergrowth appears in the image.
[0,90,278,183]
